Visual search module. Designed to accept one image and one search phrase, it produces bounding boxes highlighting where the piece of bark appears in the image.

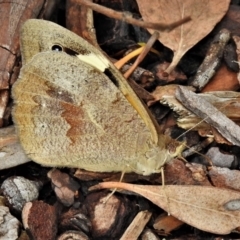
[59,208,91,233]
[22,201,58,240]
[48,169,80,207]
[163,159,211,186]
[66,0,99,48]
[187,163,212,182]
[1,176,42,213]
[0,0,60,126]
[0,0,46,89]
[0,205,21,240]
[175,86,240,146]
[84,191,136,239]
[191,29,231,90]
[120,210,152,240]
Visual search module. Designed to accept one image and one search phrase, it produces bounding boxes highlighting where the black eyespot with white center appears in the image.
[51,45,63,52]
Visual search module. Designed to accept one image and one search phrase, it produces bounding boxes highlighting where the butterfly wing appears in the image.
[12,51,160,173]
[19,19,159,145]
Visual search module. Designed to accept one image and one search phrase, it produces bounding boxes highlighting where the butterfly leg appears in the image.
[102,170,125,203]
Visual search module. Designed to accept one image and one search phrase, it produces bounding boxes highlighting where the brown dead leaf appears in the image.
[153,214,184,234]
[91,183,240,234]
[136,0,230,73]
[201,63,239,92]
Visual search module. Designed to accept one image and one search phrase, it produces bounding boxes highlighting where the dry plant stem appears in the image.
[164,49,183,75]
[176,86,240,146]
[114,46,144,70]
[124,31,159,79]
[76,0,191,32]
[192,29,231,90]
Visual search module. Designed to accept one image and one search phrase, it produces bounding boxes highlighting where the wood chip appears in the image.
[120,210,152,240]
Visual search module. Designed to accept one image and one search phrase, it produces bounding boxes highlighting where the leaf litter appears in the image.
[90,182,240,234]
[136,0,231,73]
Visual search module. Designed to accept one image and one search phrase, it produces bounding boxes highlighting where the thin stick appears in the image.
[76,0,191,32]
[124,31,159,79]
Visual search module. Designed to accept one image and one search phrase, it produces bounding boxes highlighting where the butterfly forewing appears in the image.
[12,51,155,172]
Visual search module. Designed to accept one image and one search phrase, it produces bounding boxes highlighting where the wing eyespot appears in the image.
[51,44,63,52]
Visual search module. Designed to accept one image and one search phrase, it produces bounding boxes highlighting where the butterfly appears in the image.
[12,19,183,175]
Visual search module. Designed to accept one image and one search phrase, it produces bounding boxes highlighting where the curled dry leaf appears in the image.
[136,0,230,73]
[90,182,240,234]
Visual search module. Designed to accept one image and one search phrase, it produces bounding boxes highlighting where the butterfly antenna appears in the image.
[175,102,231,165]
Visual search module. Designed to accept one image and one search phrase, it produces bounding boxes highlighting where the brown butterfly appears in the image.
[12,20,183,175]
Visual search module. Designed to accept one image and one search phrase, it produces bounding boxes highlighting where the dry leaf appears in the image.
[91,182,240,234]
[136,0,230,73]
[201,63,239,92]
[153,214,184,234]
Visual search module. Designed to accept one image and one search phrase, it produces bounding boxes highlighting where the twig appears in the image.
[176,86,240,146]
[76,0,191,32]
[124,31,159,79]
[191,29,231,90]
